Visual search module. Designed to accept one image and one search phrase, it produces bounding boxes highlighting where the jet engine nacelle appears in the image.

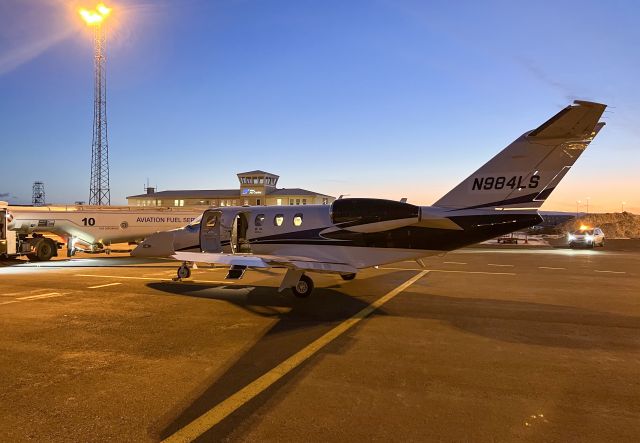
[329,198,420,233]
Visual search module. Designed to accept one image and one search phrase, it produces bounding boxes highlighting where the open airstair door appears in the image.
[231,212,252,254]
[200,209,223,253]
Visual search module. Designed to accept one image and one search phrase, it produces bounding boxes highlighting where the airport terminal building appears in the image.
[127,170,335,208]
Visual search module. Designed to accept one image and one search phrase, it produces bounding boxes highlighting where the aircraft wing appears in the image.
[172,251,358,274]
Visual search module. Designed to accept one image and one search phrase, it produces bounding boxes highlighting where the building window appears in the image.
[253,178,258,184]
[174,199,184,207]
[293,213,303,227]
[289,199,294,205]
[244,199,249,206]
[302,199,307,205]
[322,198,328,205]
[276,198,282,206]
[256,199,261,206]
[274,214,284,227]
[259,178,264,184]
[232,200,237,206]
[255,214,265,226]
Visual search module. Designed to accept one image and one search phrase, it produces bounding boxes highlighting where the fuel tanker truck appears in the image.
[0,201,202,261]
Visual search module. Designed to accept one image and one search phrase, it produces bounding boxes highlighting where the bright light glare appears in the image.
[579,224,590,230]
[79,3,112,26]
[97,3,111,16]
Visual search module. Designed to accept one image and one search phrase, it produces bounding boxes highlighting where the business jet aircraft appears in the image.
[133,100,606,297]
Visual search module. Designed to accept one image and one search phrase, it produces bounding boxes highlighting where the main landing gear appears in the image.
[291,274,314,298]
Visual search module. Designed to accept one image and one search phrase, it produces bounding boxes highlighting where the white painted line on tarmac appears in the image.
[594,270,626,274]
[538,266,566,270]
[379,267,515,275]
[161,270,429,443]
[487,264,514,267]
[75,274,230,284]
[444,261,467,265]
[88,282,123,289]
[16,292,66,301]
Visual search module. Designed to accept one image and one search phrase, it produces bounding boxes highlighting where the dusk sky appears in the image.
[1,0,638,213]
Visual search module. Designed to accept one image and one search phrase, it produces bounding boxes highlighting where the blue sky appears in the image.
[1,0,639,212]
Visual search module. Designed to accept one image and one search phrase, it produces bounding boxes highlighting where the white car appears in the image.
[568,227,605,248]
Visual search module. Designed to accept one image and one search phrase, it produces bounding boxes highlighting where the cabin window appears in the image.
[289,199,294,205]
[302,199,307,205]
[274,214,284,227]
[293,214,303,227]
[322,198,328,205]
[296,199,300,205]
[255,214,265,226]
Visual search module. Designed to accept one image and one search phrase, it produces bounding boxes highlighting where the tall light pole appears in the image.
[79,3,112,205]
[576,200,581,217]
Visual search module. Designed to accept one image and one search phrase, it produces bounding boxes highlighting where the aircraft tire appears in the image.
[177,264,191,279]
[292,274,314,298]
[341,273,356,281]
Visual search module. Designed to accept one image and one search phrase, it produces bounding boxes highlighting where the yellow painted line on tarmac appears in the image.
[161,270,429,443]
[538,266,566,270]
[88,282,123,289]
[444,261,467,265]
[487,263,514,267]
[594,270,626,274]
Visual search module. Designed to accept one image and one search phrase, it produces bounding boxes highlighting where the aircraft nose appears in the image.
[131,231,176,257]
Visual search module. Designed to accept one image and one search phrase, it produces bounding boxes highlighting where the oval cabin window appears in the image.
[293,214,303,227]
[255,214,265,226]
[274,214,284,227]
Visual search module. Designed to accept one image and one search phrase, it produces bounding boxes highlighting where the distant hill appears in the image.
[558,212,640,239]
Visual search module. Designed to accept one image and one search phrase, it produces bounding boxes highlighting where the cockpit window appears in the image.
[255,214,265,226]
[274,214,284,227]
[188,215,202,227]
[293,214,303,227]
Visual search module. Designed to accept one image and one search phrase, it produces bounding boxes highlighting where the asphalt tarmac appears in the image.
[1,244,639,442]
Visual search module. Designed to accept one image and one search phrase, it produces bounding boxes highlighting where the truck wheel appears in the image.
[33,239,56,261]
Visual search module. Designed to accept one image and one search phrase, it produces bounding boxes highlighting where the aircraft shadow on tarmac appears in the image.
[146,272,640,441]
[146,272,400,441]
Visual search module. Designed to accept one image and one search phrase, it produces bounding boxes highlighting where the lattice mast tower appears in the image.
[80,3,112,205]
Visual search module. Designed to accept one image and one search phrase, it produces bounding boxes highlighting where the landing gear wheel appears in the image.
[340,273,356,281]
[177,264,191,280]
[292,274,314,298]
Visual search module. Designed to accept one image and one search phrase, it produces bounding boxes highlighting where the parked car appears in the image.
[568,226,605,248]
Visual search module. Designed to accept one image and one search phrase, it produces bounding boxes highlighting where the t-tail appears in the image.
[433,100,606,211]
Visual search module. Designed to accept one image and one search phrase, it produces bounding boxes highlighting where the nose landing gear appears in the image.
[174,262,191,281]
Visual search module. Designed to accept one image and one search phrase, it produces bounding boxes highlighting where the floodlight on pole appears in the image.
[79,3,112,206]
